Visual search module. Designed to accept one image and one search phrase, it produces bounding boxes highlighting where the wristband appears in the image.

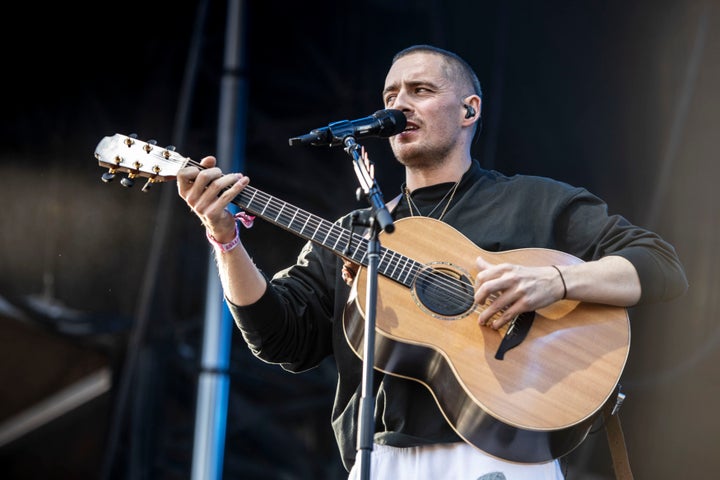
[206,222,240,253]
[551,265,567,299]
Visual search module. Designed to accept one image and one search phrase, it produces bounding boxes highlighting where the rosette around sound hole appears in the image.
[413,264,475,318]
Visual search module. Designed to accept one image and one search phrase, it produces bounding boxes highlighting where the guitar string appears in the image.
[255,189,481,313]
[151,146,489,316]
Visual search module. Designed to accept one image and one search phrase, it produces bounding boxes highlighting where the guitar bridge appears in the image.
[494,311,535,360]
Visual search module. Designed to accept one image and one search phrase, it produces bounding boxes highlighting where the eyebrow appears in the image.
[383,80,435,97]
[382,83,399,96]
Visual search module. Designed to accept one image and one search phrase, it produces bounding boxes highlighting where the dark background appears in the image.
[1,1,718,479]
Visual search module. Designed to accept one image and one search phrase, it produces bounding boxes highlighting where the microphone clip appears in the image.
[291,120,358,148]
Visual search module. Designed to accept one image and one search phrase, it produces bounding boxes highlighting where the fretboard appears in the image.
[232,186,419,288]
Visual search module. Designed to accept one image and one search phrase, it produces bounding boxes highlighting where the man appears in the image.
[177,45,687,479]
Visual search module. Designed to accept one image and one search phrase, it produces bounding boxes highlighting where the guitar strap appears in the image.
[602,391,634,480]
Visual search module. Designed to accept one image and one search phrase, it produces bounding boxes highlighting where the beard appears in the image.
[390,137,454,170]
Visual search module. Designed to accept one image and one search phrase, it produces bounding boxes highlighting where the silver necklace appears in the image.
[404,181,460,221]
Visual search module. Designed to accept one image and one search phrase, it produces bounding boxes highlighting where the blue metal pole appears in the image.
[191,1,247,479]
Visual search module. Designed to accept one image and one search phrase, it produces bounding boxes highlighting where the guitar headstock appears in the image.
[95,133,190,192]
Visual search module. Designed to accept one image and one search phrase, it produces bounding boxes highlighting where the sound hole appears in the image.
[414,265,474,318]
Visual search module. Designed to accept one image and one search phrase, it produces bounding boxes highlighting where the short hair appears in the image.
[392,44,483,99]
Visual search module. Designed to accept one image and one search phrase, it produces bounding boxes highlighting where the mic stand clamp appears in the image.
[343,136,393,480]
[344,137,395,235]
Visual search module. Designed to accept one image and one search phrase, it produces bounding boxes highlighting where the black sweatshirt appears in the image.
[228,159,688,471]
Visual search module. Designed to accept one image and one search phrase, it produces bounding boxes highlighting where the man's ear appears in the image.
[462,95,481,124]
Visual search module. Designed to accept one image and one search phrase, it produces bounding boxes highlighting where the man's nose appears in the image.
[390,90,411,112]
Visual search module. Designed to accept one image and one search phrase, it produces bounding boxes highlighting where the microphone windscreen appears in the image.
[372,109,407,137]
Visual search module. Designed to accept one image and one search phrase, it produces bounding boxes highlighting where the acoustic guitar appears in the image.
[95,133,630,463]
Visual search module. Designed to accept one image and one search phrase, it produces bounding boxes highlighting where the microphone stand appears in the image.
[342,136,394,480]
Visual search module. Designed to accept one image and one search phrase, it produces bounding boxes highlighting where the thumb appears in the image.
[476,255,493,271]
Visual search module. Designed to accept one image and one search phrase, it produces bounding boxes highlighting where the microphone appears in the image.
[289,109,407,147]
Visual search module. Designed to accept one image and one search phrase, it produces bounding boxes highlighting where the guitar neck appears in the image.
[231,186,416,287]
[93,133,418,287]
[230,186,361,259]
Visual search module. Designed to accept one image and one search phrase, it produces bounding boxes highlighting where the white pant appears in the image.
[348,443,564,480]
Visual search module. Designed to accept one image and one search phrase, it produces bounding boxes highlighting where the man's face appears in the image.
[382,52,464,168]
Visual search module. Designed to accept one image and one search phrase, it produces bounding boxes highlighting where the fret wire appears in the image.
[330,228,342,250]
[300,217,315,237]
[395,256,409,282]
[325,225,339,247]
[278,210,294,228]
[330,225,345,250]
[259,199,270,216]
[382,250,398,278]
[377,252,391,276]
[388,251,403,279]
[355,243,368,265]
[349,234,366,263]
[392,256,404,278]
[309,219,322,240]
[286,209,299,230]
[240,188,258,211]
[300,214,311,234]
[393,252,413,287]
[275,204,287,224]
[321,226,333,245]
[398,256,413,283]
[391,252,403,283]
[403,259,417,286]
[336,230,349,253]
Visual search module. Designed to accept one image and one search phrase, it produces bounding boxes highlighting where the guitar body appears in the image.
[343,217,630,463]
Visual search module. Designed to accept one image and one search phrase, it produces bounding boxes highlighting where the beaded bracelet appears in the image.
[206,222,240,253]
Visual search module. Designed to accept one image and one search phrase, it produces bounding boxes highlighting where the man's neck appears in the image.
[404,156,471,191]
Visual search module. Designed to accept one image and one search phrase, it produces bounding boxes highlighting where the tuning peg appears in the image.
[101,170,116,183]
[165,145,176,151]
[121,174,136,188]
[141,178,158,192]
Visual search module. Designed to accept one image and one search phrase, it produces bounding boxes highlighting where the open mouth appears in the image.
[403,122,419,133]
